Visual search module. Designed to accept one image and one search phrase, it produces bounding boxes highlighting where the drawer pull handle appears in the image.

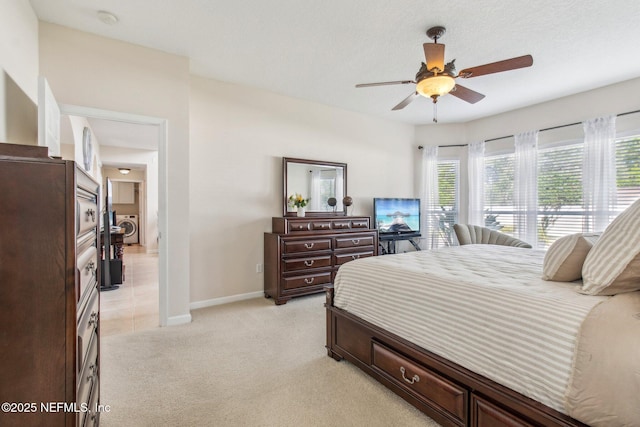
[400,367,420,385]
[304,277,315,284]
[351,239,360,245]
[351,255,360,260]
[88,311,98,327]
[304,260,315,267]
[86,261,96,275]
[304,243,314,249]
[86,208,95,222]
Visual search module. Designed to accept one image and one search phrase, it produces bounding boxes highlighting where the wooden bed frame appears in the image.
[324,286,588,427]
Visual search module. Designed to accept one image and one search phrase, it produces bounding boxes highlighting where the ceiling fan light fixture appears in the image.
[416,75,456,100]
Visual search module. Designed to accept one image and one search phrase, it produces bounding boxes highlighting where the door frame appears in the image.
[59,104,169,327]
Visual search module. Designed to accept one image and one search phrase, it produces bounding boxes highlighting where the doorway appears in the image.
[59,104,168,328]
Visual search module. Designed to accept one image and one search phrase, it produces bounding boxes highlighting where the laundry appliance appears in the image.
[116,215,139,244]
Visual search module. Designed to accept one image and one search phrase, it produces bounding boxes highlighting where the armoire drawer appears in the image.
[77,198,98,235]
[282,238,332,254]
[372,342,467,426]
[282,271,332,291]
[334,250,374,266]
[282,255,332,272]
[77,288,99,371]
[77,331,98,409]
[77,245,98,306]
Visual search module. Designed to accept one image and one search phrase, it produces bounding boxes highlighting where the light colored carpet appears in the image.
[100,294,440,426]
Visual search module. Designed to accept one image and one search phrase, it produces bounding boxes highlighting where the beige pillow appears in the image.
[581,198,640,295]
[542,233,600,281]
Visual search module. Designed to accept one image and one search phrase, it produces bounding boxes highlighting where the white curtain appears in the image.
[420,146,440,249]
[514,130,539,247]
[309,170,322,210]
[583,115,617,232]
[467,141,485,226]
[335,168,344,212]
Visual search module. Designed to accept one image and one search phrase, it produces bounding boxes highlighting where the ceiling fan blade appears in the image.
[355,80,415,88]
[458,54,533,78]
[423,43,445,72]
[392,92,419,110]
[450,84,485,104]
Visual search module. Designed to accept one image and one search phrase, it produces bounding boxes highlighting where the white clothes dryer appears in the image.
[116,215,139,244]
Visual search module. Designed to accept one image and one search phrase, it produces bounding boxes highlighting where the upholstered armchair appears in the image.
[453,224,532,248]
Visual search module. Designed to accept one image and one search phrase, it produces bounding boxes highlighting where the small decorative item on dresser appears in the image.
[327,197,337,213]
[288,193,310,217]
[342,195,353,215]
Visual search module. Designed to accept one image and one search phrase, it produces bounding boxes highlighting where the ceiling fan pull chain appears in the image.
[433,101,438,123]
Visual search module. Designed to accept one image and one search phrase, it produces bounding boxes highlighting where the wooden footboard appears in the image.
[324,286,587,427]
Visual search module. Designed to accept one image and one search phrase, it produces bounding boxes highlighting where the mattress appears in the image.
[333,245,608,414]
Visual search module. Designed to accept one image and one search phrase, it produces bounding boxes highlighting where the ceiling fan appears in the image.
[355,26,533,122]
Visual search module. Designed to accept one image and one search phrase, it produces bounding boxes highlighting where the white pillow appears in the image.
[581,198,640,295]
[542,233,600,282]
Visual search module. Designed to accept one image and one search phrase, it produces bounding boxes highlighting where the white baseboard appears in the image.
[190,291,264,310]
[166,313,192,326]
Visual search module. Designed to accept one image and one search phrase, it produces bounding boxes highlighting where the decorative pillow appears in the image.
[542,233,601,282]
[581,198,640,295]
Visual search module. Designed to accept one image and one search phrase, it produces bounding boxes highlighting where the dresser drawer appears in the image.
[282,271,332,290]
[282,238,332,254]
[77,198,98,235]
[77,245,98,306]
[287,221,312,232]
[334,251,374,266]
[310,220,332,231]
[283,255,332,272]
[77,288,99,371]
[335,234,375,249]
[372,342,467,425]
[350,219,370,228]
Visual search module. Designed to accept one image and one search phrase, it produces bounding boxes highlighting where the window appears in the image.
[537,143,583,248]
[484,153,515,233]
[429,160,459,247]
[616,136,640,212]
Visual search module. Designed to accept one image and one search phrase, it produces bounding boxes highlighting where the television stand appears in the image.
[379,233,421,254]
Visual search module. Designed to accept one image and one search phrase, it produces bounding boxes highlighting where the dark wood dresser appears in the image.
[264,216,378,305]
[0,144,101,426]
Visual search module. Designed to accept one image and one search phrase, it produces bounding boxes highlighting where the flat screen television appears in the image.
[373,198,421,237]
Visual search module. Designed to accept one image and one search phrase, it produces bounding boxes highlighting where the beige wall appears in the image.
[189,76,415,303]
[0,0,38,144]
[39,22,191,322]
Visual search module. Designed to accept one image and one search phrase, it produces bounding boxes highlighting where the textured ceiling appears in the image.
[30,0,640,128]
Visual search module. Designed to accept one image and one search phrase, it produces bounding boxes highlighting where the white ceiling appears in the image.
[30,0,640,141]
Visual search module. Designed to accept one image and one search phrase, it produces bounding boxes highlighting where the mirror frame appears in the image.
[283,157,347,217]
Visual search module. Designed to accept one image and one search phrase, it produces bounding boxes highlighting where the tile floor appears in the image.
[100,244,159,337]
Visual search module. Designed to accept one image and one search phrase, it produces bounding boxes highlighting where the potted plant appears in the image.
[288,193,310,217]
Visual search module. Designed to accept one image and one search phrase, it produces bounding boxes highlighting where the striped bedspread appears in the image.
[333,245,608,413]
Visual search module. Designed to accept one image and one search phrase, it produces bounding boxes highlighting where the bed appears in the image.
[325,244,640,427]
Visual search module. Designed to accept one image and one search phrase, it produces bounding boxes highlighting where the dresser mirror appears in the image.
[283,157,347,216]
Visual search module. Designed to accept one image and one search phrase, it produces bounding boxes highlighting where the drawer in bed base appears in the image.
[471,394,535,427]
[371,341,467,426]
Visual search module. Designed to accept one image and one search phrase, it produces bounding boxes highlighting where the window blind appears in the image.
[430,160,459,246]
[484,154,515,234]
[537,143,583,248]
[616,136,640,212]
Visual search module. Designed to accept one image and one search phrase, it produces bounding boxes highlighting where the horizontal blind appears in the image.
[616,136,640,212]
[432,161,459,247]
[537,143,583,248]
[485,154,515,234]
